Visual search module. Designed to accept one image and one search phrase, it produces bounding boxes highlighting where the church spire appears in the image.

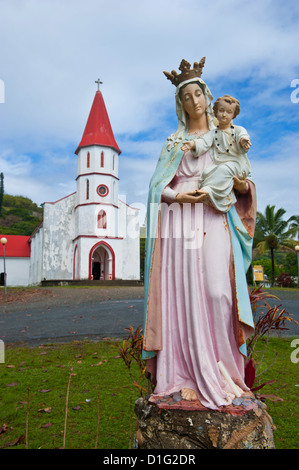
[75,81,121,155]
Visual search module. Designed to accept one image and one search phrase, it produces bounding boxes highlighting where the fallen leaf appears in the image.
[72,406,81,411]
[0,423,10,434]
[41,423,52,428]
[6,365,15,368]
[38,389,51,393]
[4,435,25,447]
[6,382,18,387]
[38,407,52,413]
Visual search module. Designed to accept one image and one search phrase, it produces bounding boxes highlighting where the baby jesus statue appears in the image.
[181,94,252,212]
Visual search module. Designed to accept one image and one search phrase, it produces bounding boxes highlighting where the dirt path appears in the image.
[0,286,144,313]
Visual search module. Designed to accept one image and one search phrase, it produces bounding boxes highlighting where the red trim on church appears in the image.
[72,235,123,242]
[74,202,119,210]
[44,192,76,205]
[88,240,115,280]
[75,90,121,155]
[73,244,79,280]
[76,172,119,181]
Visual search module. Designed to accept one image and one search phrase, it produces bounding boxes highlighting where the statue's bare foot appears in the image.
[181,388,198,401]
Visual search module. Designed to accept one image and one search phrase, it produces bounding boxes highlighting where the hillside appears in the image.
[0,194,43,236]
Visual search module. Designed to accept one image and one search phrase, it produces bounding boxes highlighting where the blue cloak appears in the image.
[142,134,256,360]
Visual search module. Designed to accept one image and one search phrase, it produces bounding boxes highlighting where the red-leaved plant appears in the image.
[245,284,298,402]
[118,325,154,396]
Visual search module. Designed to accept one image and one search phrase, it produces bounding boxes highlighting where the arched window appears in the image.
[98,210,107,229]
[86,179,89,200]
[101,151,104,168]
[87,152,90,168]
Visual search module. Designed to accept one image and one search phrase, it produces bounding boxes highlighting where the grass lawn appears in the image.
[252,336,299,449]
[0,340,141,449]
[0,336,298,449]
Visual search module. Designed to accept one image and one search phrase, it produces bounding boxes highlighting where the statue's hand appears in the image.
[181,141,195,152]
[239,137,252,151]
[233,172,248,193]
[176,190,208,204]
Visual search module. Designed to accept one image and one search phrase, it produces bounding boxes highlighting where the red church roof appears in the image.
[75,90,121,155]
[0,235,31,258]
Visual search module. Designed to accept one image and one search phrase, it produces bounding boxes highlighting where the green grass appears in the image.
[0,337,298,449]
[0,340,140,449]
[252,336,299,449]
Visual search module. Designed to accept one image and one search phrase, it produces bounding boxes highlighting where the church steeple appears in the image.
[75,81,121,155]
[74,81,121,244]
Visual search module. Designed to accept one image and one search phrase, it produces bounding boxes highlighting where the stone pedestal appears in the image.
[134,394,275,449]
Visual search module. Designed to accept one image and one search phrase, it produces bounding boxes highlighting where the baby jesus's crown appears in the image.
[163,58,206,87]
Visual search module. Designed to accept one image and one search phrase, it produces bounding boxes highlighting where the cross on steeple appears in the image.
[95,78,103,91]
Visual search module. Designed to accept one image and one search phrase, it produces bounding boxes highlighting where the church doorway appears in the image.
[89,241,115,280]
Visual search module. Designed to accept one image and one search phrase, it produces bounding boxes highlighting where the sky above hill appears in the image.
[0,0,298,223]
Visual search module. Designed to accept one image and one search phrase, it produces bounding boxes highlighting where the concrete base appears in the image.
[134,394,275,449]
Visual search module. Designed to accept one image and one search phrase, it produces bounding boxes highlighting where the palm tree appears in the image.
[288,215,299,241]
[254,205,296,287]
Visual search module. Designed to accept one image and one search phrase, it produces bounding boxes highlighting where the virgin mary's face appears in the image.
[181,83,207,119]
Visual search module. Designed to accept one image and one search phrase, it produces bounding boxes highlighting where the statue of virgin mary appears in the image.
[142,59,256,409]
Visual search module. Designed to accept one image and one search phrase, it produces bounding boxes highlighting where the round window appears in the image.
[97,184,109,197]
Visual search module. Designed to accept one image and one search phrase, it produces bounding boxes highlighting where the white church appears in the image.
[1,83,140,286]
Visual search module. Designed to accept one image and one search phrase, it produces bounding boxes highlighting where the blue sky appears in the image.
[0,0,298,223]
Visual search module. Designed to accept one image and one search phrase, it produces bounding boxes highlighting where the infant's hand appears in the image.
[240,137,252,151]
[181,141,195,152]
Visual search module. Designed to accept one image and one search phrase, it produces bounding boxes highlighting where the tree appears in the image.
[0,193,43,236]
[255,205,296,287]
[288,215,299,241]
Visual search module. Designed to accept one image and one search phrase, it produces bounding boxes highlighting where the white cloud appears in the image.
[0,0,298,219]
[251,132,299,218]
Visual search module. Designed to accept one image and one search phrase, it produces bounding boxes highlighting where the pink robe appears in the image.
[153,149,249,409]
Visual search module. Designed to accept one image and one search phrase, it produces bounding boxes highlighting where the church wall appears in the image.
[77,146,118,180]
[29,225,44,285]
[77,173,119,207]
[42,193,76,280]
[117,200,140,280]
[75,203,118,238]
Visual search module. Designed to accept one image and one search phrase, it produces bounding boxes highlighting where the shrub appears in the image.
[276,272,294,288]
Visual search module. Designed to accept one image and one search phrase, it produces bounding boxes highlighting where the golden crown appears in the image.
[163,57,206,87]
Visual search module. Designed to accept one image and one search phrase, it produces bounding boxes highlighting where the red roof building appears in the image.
[0,235,31,258]
[75,90,121,155]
